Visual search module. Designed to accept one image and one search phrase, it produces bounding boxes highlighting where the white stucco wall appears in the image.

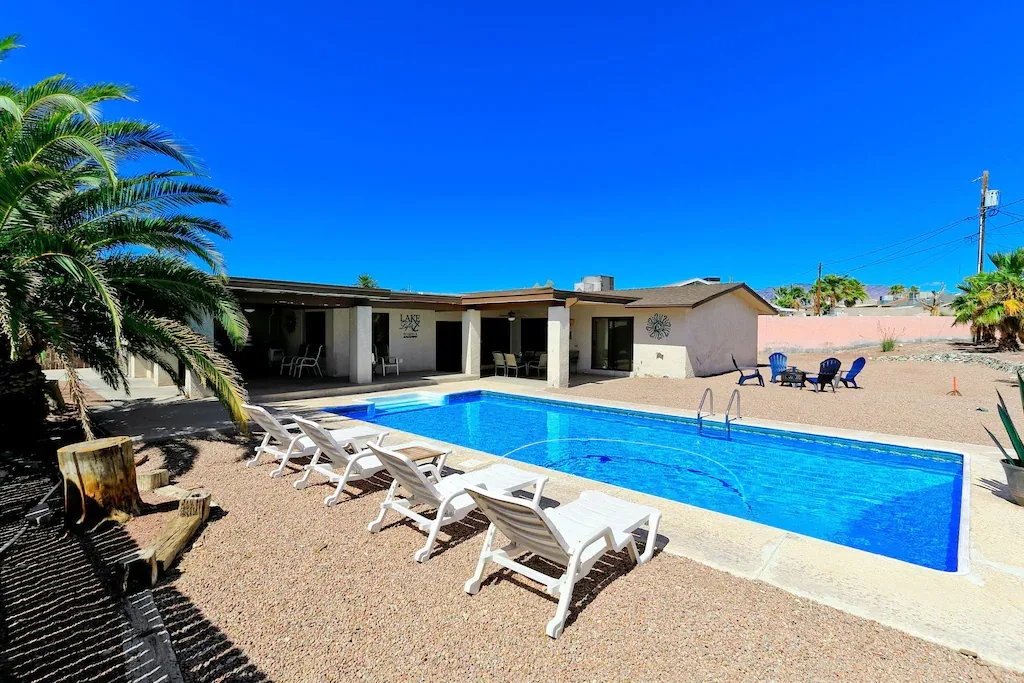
[570,292,761,379]
[373,308,461,373]
[675,291,759,376]
[631,307,693,379]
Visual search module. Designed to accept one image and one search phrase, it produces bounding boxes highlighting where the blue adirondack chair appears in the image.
[732,355,764,387]
[768,352,788,383]
[806,358,841,393]
[839,357,866,388]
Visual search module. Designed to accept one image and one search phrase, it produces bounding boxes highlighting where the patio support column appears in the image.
[185,313,215,398]
[547,306,570,388]
[349,305,373,384]
[128,354,150,378]
[152,351,176,387]
[462,309,481,376]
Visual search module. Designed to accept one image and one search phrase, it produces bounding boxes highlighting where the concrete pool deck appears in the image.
[265,376,1024,672]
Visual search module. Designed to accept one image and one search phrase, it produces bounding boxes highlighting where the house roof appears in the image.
[615,283,777,313]
[225,277,776,314]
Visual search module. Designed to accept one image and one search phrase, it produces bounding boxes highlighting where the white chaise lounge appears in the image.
[463,487,661,639]
[291,415,441,506]
[366,442,546,563]
[242,404,386,478]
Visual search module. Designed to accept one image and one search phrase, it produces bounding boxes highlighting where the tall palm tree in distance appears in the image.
[356,274,379,288]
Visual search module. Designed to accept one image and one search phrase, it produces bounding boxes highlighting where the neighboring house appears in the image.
[130,275,775,391]
[836,292,953,317]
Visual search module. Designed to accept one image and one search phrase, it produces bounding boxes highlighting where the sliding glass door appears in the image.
[591,317,633,371]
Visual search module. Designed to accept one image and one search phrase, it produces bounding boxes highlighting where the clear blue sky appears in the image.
[6,2,1024,293]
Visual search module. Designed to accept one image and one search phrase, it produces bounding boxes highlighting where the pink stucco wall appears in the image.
[757,315,970,353]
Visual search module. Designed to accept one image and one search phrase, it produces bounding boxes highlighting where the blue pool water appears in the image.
[330,391,964,571]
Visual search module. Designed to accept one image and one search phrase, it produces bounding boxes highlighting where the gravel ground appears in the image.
[552,342,1021,447]
[132,437,1020,682]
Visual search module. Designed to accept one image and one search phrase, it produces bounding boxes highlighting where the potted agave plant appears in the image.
[988,373,1024,506]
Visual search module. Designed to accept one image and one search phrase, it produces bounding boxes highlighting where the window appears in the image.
[591,317,633,371]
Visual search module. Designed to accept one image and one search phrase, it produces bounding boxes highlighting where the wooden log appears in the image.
[57,436,143,527]
[151,516,203,573]
[178,489,211,521]
[137,469,169,492]
[117,548,158,594]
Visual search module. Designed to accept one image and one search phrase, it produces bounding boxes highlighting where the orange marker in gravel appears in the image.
[946,376,962,396]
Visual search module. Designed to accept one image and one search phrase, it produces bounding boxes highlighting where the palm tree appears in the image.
[908,285,920,299]
[1,36,248,443]
[356,274,378,288]
[953,249,1024,349]
[772,285,810,310]
[889,284,905,298]
[810,274,845,313]
[841,277,868,308]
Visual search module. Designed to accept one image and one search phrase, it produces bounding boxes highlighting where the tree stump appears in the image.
[178,489,211,521]
[57,436,143,527]
[137,469,170,492]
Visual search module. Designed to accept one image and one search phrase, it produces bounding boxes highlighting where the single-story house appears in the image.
[130,275,775,392]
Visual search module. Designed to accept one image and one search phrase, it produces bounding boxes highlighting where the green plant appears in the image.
[889,283,906,297]
[356,274,379,288]
[811,274,867,312]
[953,249,1024,349]
[0,35,248,438]
[987,373,1024,467]
[773,285,810,310]
[878,323,900,352]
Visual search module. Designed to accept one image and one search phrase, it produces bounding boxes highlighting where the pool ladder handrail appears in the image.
[697,387,714,432]
[724,388,741,437]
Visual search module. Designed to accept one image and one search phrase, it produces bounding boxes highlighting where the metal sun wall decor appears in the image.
[400,314,421,338]
[646,313,671,340]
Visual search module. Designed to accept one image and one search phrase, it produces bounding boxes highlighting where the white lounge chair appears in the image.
[242,404,387,478]
[503,353,528,378]
[526,352,547,377]
[294,345,324,378]
[492,351,507,376]
[291,415,423,506]
[366,442,545,563]
[464,487,661,638]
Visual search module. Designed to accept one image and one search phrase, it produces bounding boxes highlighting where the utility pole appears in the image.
[814,262,822,316]
[977,170,989,274]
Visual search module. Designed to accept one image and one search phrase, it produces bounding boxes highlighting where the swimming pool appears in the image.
[329,391,966,572]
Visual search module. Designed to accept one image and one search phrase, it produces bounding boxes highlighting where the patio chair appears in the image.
[806,358,842,393]
[838,357,866,388]
[569,349,579,373]
[768,352,788,383]
[526,352,548,377]
[279,344,307,376]
[366,442,545,563]
[731,355,764,387]
[503,353,528,378]
[291,415,396,505]
[463,486,661,639]
[492,351,508,376]
[373,352,400,376]
[242,404,386,478]
[294,345,323,378]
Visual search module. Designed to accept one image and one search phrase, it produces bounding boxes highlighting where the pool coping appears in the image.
[270,378,1024,672]
[334,387,972,576]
